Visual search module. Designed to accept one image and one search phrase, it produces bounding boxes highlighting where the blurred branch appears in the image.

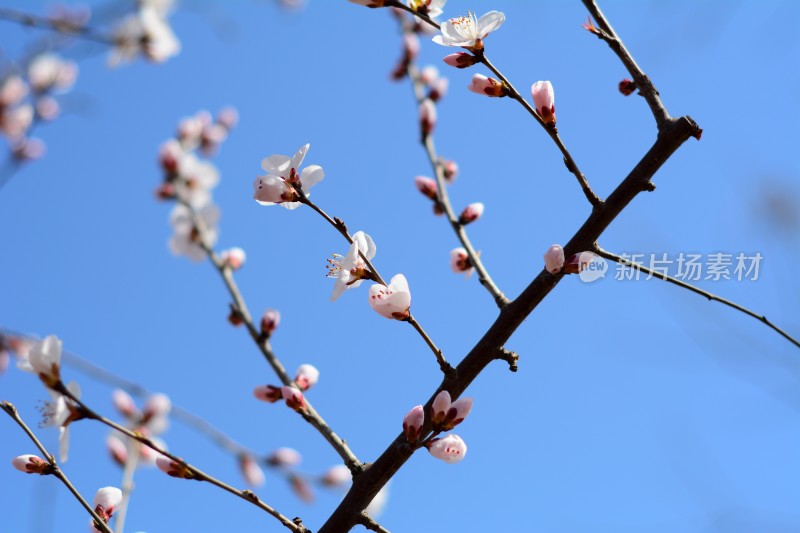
[0,7,113,45]
[593,245,800,350]
[1,401,113,533]
[52,384,307,533]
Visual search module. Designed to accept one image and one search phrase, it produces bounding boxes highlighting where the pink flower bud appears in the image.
[450,247,473,277]
[618,78,636,96]
[404,33,420,61]
[321,464,351,487]
[0,75,28,107]
[458,202,484,225]
[106,435,128,467]
[12,454,50,475]
[531,80,556,126]
[220,247,246,270]
[35,96,60,121]
[290,474,314,502]
[294,364,319,391]
[442,159,458,182]
[11,138,45,161]
[544,244,565,274]
[403,405,425,444]
[216,107,239,130]
[282,386,306,412]
[443,52,478,69]
[428,77,449,102]
[142,393,171,421]
[93,486,123,522]
[415,176,438,200]
[112,389,137,418]
[267,447,302,467]
[431,390,451,426]
[253,384,283,403]
[468,74,507,97]
[427,434,467,463]
[238,454,265,487]
[156,455,194,479]
[260,309,280,336]
[348,0,385,7]
[442,397,473,430]
[419,99,436,137]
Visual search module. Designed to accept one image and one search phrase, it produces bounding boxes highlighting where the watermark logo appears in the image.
[578,252,608,283]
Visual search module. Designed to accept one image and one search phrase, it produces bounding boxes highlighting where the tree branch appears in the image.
[0,7,113,45]
[592,245,800,350]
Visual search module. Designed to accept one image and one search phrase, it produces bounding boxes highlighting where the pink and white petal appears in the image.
[330,279,349,302]
[300,164,325,189]
[477,11,505,38]
[261,154,292,174]
[290,144,310,171]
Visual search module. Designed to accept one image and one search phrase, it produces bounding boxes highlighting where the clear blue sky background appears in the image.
[2,1,800,532]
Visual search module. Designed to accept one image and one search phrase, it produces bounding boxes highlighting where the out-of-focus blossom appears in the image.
[415,176,438,200]
[450,247,473,278]
[409,0,445,19]
[433,11,505,51]
[112,389,138,418]
[366,484,390,517]
[11,138,46,162]
[281,386,306,412]
[403,405,425,443]
[238,453,265,487]
[419,99,436,137]
[467,74,507,97]
[531,81,556,126]
[458,202,484,224]
[442,159,458,182]
[368,274,411,320]
[328,231,376,301]
[321,464,351,487]
[427,434,467,463]
[27,335,62,387]
[40,381,82,462]
[35,96,60,121]
[294,364,319,391]
[220,247,246,270]
[544,244,565,274]
[0,75,28,107]
[168,203,219,261]
[253,144,324,209]
[1,104,33,140]
[260,309,280,336]
[110,6,180,66]
[290,474,314,502]
[106,435,128,466]
[267,447,302,467]
[12,454,51,475]
[27,54,78,93]
[253,384,283,403]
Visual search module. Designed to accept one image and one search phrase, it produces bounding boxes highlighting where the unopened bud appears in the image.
[12,454,51,475]
[238,453,265,487]
[321,464,351,487]
[442,159,458,182]
[260,309,280,337]
[403,405,425,444]
[443,52,478,69]
[112,389,137,418]
[419,99,437,137]
[253,384,283,403]
[220,247,246,270]
[468,74,507,97]
[414,176,438,200]
[294,364,319,391]
[267,447,302,467]
[458,202,484,225]
[281,386,306,412]
[531,81,556,126]
[544,244,565,274]
[618,78,636,96]
[156,455,194,479]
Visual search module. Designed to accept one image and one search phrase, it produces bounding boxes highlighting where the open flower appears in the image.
[433,11,505,51]
[168,203,219,261]
[328,231,376,301]
[40,381,82,462]
[409,0,446,19]
[27,335,62,387]
[368,274,411,320]
[428,434,467,463]
[253,143,324,209]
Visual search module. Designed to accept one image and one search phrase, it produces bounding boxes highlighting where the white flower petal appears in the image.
[477,11,505,38]
[300,164,324,190]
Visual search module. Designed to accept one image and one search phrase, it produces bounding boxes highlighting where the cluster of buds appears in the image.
[253,364,319,413]
[109,0,181,66]
[157,108,236,261]
[0,53,77,164]
[544,245,598,275]
[107,389,171,468]
[403,390,472,463]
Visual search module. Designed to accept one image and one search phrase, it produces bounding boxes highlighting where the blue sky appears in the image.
[1,1,799,532]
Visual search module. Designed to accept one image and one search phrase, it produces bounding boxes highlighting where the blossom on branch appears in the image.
[430,390,473,429]
[26,335,62,387]
[467,74,507,97]
[459,202,484,224]
[531,80,556,126]
[419,99,437,137]
[443,52,478,69]
[253,143,324,209]
[544,244,565,274]
[11,455,51,475]
[427,434,467,463]
[281,386,307,412]
[328,231,377,301]
[92,487,123,529]
[220,247,247,270]
[294,364,319,391]
[368,274,411,320]
[403,405,425,443]
[433,11,505,51]
[260,309,281,336]
[168,203,219,261]
[408,0,446,19]
[450,247,473,278]
[40,381,83,462]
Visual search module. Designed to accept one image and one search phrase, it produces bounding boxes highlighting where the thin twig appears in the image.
[580,0,670,128]
[387,0,602,207]
[405,59,508,308]
[1,401,114,533]
[175,197,363,472]
[299,194,453,374]
[592,245,800,350]
[50,385,307,533]
[358,512,391,533]
[0,7,114,45]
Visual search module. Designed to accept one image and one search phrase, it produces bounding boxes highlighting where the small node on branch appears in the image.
[618,78,637,96]
[496,347,519,372]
